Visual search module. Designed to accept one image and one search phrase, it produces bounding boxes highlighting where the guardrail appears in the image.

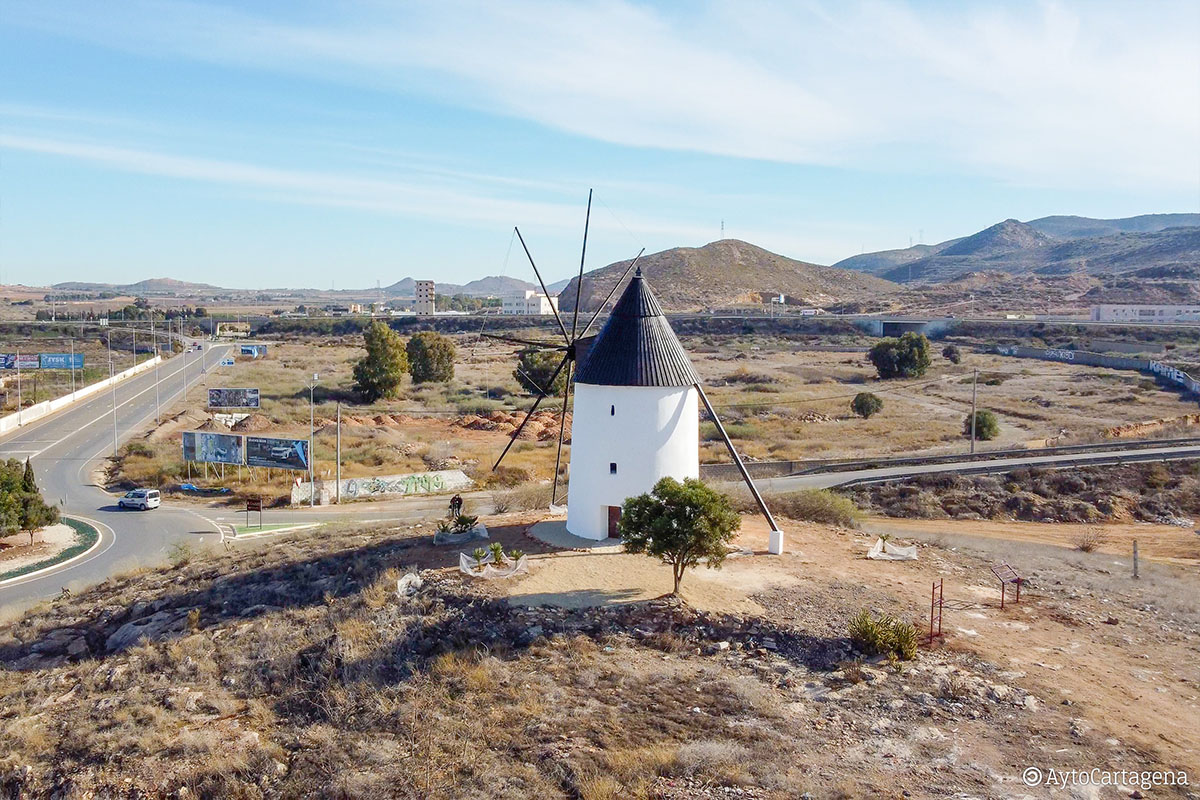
[698,435,1200,482]
[0,355,163,436]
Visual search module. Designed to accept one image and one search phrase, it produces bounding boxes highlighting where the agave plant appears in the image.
[488,541,506,563]
[507,548,525,561]
[453,514,479,533]
[471,547,488,571]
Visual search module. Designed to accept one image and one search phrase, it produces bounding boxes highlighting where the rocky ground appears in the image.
[845,461,1200,526]
[0,513,1195,799]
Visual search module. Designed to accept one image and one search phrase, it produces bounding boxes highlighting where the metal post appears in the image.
[694,382,782,552]
[152,316,160,424]
[969,367,978,454]
[15,348,22,424]
[336,401,341,504]
[70,338,76,395]
[1133,539,1139,579]
[109,339,118,457]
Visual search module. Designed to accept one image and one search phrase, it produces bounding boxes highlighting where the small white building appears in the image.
[414,280,436,316]
[1092,304,1200,323]
[566,270,700,541]
[502,290,559,316]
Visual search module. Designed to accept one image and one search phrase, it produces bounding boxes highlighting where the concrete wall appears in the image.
[567,383,699,541]
[0,356,163,436]
[994,345,1200,397]
[292,468,472,505]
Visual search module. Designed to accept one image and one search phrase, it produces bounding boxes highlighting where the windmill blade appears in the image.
[481,332,567,350]
[514,227,571,345]
[569,189,592,340]
[578,248,644,340]
[550,359,574,505]
[492,353,570,471]
[693,382,780,532]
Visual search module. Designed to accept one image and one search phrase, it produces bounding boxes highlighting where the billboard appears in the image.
[182,431,245,465]
[245,436,310,471]
[240,344,267,358]
[208,388,260,409]
[1,354,41,370]
[39,353,85,369]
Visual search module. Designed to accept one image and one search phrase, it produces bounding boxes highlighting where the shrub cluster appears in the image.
[848,610,918,661]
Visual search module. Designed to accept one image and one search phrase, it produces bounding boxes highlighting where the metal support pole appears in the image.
[694,382,782,553]
[1133,540,1139,579]
[970,367,978,454]
[15,349,22,424]
[152,317,160,424]
[70,338,76,395]
[109,341,118,457]
[309,373,318,508]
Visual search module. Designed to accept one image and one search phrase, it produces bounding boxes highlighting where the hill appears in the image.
[1027,213,1200,239]
[935,219,1051,258]
[557,239,896,313]
[52,277,224,295]
[383,275,537,298]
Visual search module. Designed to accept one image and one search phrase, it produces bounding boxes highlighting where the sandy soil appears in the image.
[0,523,78,574]
[496,514,1200,774]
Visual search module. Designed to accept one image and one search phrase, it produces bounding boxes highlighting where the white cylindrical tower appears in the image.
[566,269,700,540]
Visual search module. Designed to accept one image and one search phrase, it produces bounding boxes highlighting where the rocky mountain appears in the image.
[556,239,896,313]
[834,214,1200,285]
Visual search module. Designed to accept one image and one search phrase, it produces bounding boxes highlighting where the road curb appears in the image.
[0,515,108,588]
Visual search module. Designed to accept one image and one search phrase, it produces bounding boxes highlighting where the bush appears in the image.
[1073,527,1107,552]
[869,332,931,379]
[941,345,961,364]
[964,409,1000,441]
[352,321,408,402]
[851,392,883,419]
[848,609,918,660]
[406,331,456,384]
[726,487,861,528]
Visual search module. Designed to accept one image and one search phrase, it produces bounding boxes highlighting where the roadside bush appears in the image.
[848,609,918,660]
[727,487,861,528]
[1073,527,1107,553]
[964,409,1000,441]
[724,367,776,385]
[941,345,961,364]
[851,392,883,419]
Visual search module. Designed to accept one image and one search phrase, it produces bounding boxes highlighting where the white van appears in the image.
[118,488,161,510]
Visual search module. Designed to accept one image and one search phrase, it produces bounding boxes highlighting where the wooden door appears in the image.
[607,506,621,538]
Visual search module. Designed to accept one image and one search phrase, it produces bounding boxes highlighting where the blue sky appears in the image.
[1,0,1197,289]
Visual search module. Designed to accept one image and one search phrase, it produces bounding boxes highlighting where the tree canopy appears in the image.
[513,348,567,396]
[869,332,931,379]
[619,477,741,594]
[941,344,962,364]
[352,321,409,402]
[965,409,1000,441]
[0,458,60,545]
[406,331,456,384]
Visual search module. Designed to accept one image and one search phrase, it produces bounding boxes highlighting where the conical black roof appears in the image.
[574,270,699,387]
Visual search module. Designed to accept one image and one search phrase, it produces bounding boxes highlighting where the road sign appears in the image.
[220,358,236,367]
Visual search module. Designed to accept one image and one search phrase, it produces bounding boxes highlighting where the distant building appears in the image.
[414,280,436,316]
[1091,304,1200,323]
[502,290,559,316]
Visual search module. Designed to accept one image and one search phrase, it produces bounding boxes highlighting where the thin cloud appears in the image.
[8,0,1198,190]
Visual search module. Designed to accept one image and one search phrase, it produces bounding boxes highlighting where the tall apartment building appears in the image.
[414,280,436,316]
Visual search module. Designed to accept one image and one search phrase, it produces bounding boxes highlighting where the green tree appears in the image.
[869,332,931,379]
[406,331,456,384]
[964,409,1000,441]
[942,344,962,364]
[21,458,37,493]
[513,348,567,396]
[18,491,59,546]
[851,392,884,419]
[619,477,741,594]
[352,321,409,402]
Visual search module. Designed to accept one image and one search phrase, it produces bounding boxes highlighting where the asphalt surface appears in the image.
[0,344,232,613]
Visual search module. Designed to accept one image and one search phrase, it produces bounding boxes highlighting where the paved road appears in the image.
[754,443,1200,492]
[0,344,231,613]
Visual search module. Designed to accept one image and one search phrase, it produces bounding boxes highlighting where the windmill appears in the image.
[490,192,786,553]
[485,189,645,507]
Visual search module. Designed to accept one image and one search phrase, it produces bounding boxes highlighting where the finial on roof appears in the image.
[634,266,643,277]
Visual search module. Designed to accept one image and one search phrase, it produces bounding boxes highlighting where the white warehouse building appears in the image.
[566,271,700,541]
[1091,304,1200,323]
[502,290,559,316]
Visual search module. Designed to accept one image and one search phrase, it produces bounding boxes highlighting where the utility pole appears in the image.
[309,373,319,508]
[152,316,160,424]
[336,401,342,504]
[970,367,978,454]
[15,349,22,424]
